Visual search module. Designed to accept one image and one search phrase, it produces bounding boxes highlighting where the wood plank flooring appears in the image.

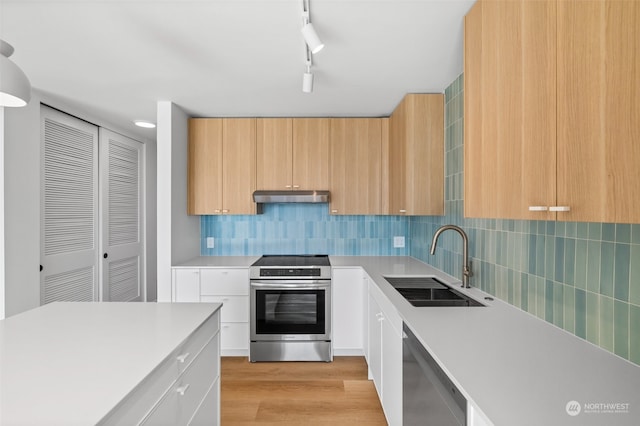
[221,356,387,425]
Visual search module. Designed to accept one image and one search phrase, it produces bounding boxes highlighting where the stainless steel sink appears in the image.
[384,276,484,307]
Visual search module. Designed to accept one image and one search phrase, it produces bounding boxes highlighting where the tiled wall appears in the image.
[410,74,640,366]
[201,203,409,256]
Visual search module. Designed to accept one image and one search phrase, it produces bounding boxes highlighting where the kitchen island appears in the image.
[0,302,221,425]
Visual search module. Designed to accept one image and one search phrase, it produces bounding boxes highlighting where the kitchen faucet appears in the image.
[430,225,472,288]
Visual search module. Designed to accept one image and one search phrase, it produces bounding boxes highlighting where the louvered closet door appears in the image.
[40,106,99,304]
[100,129,144,302]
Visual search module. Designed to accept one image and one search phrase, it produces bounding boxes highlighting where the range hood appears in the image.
[253,190,330,204]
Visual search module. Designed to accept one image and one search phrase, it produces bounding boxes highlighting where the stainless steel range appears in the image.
[249,255,332,362]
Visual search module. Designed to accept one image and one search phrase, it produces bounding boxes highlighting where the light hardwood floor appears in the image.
[221,356,387,425]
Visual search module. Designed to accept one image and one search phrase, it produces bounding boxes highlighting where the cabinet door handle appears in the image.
[176,352,191,363]
[528,206,549,212]
[549,206,571,212]
[293,185,300,189]
[285,185,292,189]
[214,209,221,213]
[222,209,229,213]
[399,209,407,213]
[331,209,338,213]
[176,384,191,396]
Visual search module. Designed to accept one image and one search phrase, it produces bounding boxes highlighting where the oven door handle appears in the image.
[251,282,330,289]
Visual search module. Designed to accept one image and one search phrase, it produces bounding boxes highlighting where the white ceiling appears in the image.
[0,0,475,140]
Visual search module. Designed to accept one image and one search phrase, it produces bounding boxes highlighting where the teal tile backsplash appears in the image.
[410,73,640,366]
[201,203,409,256]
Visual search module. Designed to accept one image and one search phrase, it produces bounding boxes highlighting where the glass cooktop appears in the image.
[251,255,330,267]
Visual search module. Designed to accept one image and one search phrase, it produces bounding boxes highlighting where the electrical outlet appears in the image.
[393,236,405,248]
[206,237,215,249]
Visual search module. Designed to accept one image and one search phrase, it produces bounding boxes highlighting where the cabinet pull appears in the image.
[331,209,338,213]
[528,206,549,212]
[176,384,191,396]
[549,206,570,212]
[222,209,229,213]
[293,185,300,189]
[399,209,407,213]
[214,209,221,213]
[176,352,191,363]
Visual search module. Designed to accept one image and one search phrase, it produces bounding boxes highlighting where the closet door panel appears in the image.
[40,106,99,303]
[100,129,144,302]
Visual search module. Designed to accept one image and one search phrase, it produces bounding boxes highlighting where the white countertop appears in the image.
[174,255,640,425]
[173,256,259,268]
[0,302,221,426]
[332,256,640,426]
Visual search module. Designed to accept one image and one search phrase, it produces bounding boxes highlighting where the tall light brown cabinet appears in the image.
[389,94,444,216]
[464,0,640,223]
[188,118,257,215]
[329,118,387,215]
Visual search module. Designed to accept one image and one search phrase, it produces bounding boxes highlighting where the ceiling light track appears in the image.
[300,0,324,94]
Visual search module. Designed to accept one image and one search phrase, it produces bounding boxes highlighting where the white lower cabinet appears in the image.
[332,268,365,355]
[142,335,219,425]
[367,291,383,396]
[367,278,403,426]
[172,267,250,356]
[102,310,221,426]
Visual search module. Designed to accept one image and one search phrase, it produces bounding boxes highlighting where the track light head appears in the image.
[301,22,324,54]
[302,70,314,93]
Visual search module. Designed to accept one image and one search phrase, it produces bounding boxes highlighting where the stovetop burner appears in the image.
[251,254,330,267]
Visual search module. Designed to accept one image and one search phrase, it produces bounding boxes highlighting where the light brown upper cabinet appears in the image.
[188,118,257,215]
[388,94,444,216]
[556,0,640,223]
[464,0,556,220]
[464,0,640,223]
[256,118,330,191]
[329,118,387,215]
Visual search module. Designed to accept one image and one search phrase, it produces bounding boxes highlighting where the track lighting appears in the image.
[0,40,31,107]
[300,0,322,93]
[301,0,324,54]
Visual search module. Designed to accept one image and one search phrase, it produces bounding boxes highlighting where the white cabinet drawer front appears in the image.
[220,322,249,351]
[98,353,178,425]
[200,269,249,295]
[200,295,249,322]
[176,312,220,374]
[188,378,219,426]
[142,335,220,425]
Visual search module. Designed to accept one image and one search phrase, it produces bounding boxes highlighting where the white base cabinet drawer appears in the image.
[200,269,249,295]
[142,335,219,425]
[220,322,249,351]
[188,378,220,426]
[200,295,249,322]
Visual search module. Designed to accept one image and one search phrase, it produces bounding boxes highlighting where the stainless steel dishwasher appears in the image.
[403,323,466,425]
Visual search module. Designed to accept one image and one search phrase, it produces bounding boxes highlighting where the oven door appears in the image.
[250,280,331,341]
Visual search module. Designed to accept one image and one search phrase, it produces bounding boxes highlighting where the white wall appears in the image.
[156,101,199,302]
[3,94,42,317]
[0,108,5,320]
[145,135,158,301]
[2,92,158,316]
